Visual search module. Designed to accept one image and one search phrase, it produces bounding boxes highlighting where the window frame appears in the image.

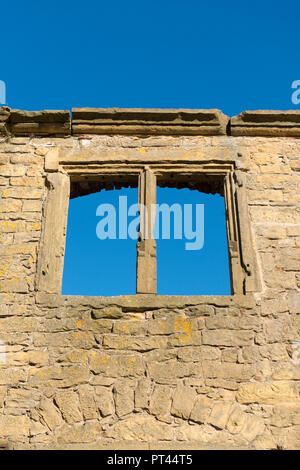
[36,150,261,299]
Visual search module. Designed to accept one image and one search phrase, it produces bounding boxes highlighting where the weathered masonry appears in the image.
[0,107,300,449]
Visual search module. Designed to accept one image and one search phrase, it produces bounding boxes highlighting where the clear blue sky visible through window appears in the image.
[62,186,231,296]
[2,0,299,296]
[62,188,139,296]
[155,187,231,296]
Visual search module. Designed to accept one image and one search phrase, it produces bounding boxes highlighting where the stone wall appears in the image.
[0,108,299,449]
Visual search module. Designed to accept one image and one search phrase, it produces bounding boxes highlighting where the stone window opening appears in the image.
[36,160,260,298]
[62,181,139,296]
[155,184,231,295]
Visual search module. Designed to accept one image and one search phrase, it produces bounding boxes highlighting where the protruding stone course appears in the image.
[0,109,300,449]
[9,110,71,136]
[2,107,300,137]
[72,108,229,136]
[231,110,300,136]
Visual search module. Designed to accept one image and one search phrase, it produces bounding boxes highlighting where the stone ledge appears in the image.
[35,293,256,310]
[0,106,10,136]
[71,108,229,135]
[0,107,71,136]
[231,110,300,137]
[9,109,71,136]
[2,107,300,137]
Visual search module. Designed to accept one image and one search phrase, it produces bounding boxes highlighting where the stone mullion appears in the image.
[136,168,157,294]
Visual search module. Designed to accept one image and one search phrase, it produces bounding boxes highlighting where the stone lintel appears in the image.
[231,110,300,137]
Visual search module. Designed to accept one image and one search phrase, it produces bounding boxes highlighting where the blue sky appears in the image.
[2,1,299,295]
[1,1,299,114]
[62,187,231,295]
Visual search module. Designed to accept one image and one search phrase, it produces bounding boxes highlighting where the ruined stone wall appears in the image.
[0,108,299,449]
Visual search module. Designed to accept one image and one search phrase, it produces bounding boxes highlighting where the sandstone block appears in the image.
[148,317,197,335]
[103,335,167,351]
[0,164,26,177]
[231,110,300,137]
[29,365,90,388]
[91,306,123,319]
[2,187,43,199]
[239,413,265,442]
[167,331,202,347]
[226,406,265,442]
[287,291,300,314]
[207,402,233,429]
[30,421,48,437]
[0,386,7,407]
[45,148,59,172]
[113,320,148,335]
[147,360,201,381]
[0,368,27,386]
[114,380,134,417]
[271,364,300,380]
[271,406,300,427]
[236,381,299,405]
[94,387,114,417]
[0,415,30,438]
[190,396,212,424]
[38,398,63,430]
[72,108,228,136]
[262,316,294,343]
[34,331,95,349]
[205,315,260,331]
[203,362,254,381]
[171,385,197,420]
[104,414,173,441]
[176,346,202,362]
[260,298,288,315]
[0,199,22,212]
[55,422,101,444]
[78,385,98,420]
[85,318,113,333]
[22,200,43,212]
[135,378,152,409]
[202,329,253,347]
[149,384,172,419]
[55,391,83,424]
[89,352,144,377]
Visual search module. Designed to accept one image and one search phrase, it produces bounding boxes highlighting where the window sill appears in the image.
[35,292,255,310]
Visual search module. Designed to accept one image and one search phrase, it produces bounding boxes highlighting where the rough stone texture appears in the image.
[71,108,229,136]
[0,108,299,449]
[231,110,300,137]
[54,391,83,424]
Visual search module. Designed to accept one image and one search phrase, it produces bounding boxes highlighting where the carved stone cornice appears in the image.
[230,110,300,137]
[71,108,229,136]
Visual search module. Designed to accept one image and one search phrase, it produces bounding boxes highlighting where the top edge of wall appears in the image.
[1,107,300,137]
